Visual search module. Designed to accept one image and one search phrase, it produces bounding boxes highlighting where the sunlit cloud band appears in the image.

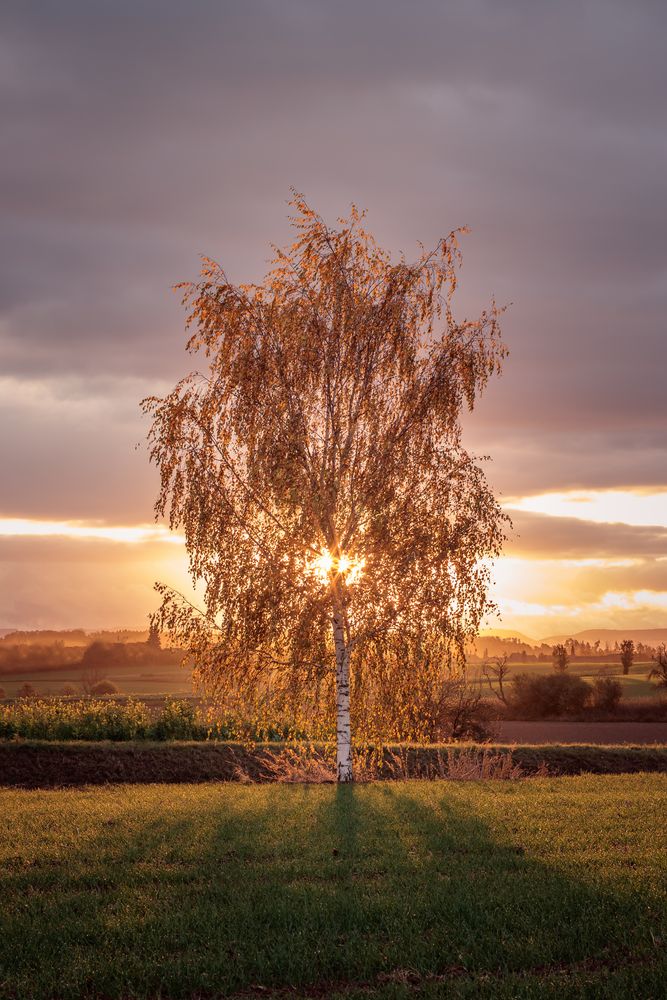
[505,488,667,528]
[0,517,184,545]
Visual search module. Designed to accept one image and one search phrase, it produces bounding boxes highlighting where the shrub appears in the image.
[510,673,592,718]
[591,676,622,713]
[232,745,531,783]
[17,683,38,699]
[436,682,497,741]
[0,698,150,740]
[152,698,202,740]
[89,680,118,695]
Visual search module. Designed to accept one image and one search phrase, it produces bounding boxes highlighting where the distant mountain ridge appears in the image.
[479,628,538,645]
[542,627,667,645]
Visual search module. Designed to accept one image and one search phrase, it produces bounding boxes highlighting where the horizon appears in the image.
[2,2,666,636]
[4,624,667,649]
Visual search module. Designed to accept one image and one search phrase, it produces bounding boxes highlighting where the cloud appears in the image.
[0,535,194,630]
[0,376,161,521]
[0,516,183,545]
[1,0,666,625]
[488,553,667,638]
[505,510,667,560]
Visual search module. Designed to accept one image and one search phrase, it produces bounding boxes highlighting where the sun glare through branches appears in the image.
[308,549,366,585]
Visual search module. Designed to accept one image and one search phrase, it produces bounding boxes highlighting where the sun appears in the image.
[310,548,365,584]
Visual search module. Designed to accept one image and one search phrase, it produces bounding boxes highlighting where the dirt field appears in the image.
[498,721,667,744]
[2,741,667,787]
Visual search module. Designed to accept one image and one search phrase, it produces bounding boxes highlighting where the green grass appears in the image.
[1,775,666,998]
[471,661,659,698]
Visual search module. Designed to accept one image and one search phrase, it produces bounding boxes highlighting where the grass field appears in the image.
[470,661,659,700]
[1,658,661,700]
[2,775,666,998]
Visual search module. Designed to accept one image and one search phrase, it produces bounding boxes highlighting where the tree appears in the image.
[482,654,511,705]
[143,195,507,781]
[146,622,162,650]
[649,645,667,688]
[552,643,570,673]
[619,638,634,675]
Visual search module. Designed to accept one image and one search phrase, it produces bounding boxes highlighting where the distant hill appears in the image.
[542,628,667,646]
[467,634,539,658]
[479,628,538,645]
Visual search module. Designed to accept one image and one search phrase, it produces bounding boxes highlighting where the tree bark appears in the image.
[333,614,353,782]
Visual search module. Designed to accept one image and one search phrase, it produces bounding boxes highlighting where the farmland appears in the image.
[1,775,666,998]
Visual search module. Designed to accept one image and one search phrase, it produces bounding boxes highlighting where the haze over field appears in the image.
[1,1,666,636]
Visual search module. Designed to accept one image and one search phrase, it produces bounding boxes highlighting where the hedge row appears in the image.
[1,741,666,788]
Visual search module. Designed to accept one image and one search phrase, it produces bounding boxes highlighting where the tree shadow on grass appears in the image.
[1,781,665,999]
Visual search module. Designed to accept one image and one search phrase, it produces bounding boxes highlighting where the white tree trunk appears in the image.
[333,615,353,782]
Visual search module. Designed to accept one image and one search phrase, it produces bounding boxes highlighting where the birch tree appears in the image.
[143,195,507,781]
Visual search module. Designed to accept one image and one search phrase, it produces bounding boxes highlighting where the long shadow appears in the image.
[1,780,665,998]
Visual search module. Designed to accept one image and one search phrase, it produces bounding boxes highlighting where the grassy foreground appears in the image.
[1,776,666,999]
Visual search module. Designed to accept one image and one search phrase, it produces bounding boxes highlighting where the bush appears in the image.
[153,698,202,740]
[0,698,151,741]
[17,683,38,699]
[89,680,118,696]
[435,682,497,741]
[510,673,592,718]
[591,676,622,713]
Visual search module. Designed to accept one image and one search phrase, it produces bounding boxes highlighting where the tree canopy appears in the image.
[143,194,508,778]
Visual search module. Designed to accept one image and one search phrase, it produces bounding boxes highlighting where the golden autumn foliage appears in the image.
[143,194,508,766]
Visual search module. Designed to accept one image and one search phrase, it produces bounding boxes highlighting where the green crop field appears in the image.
[1,775,666,999]
[470,661,659,700]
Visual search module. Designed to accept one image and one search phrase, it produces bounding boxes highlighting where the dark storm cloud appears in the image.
[1,0,666,520]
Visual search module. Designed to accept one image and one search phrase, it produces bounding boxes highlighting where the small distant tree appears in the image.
[60,684,78,697]
[81,641,127,669]
[482,654,511,705]
[89,679,119,696]
[144,194,508,781]
[147,622,161,650]
[552,643,570,673]
[619,639,634,676]
[0,687,5,699]
[81,663,103,695]
[649,645,667,688]
[591,675,622,713]
[17,683,37,699]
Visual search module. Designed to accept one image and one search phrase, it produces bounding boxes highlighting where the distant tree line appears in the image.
[0,630,180,677]
[471,635,662,664]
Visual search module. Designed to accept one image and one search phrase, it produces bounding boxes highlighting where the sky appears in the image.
[1,0,666,639]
